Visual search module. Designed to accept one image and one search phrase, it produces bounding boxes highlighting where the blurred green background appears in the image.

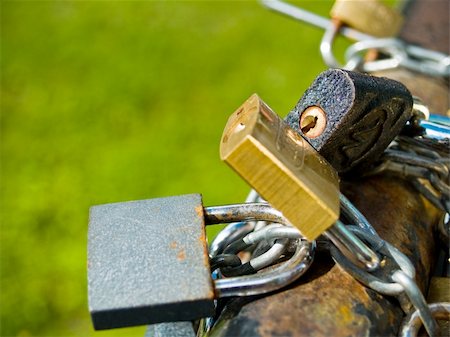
[1,1,331,336]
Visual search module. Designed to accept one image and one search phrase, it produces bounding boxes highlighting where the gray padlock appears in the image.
[88,194,315,330]
[88,194,214,330]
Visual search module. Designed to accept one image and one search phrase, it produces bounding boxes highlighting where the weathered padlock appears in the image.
[285,69,413,174]
[220,94,379,270]
[88,194,214,330]
[88,194,314,330]
[330,0,404,37]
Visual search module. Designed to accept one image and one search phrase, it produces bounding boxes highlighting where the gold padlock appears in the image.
[330,0,404,37]
[220,94,340,241]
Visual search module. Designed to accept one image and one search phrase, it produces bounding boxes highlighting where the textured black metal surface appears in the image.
[144,322,196,337]
[285,69,413,174]
[87,194,215,330]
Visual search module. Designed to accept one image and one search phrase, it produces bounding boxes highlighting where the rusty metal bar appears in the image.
[208,0,447,335]
[209,177,442,336]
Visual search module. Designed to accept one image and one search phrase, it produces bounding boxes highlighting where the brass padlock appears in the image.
[220,94,340,241]
[330,0,404,37]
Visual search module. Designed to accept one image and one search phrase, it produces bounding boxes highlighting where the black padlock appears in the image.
[285,69,413,174]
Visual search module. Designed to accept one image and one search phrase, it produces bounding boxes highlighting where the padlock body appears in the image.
[286,69,413,174]
[220,94,340,241]
[331,0,403,37]
[88,194,214,330]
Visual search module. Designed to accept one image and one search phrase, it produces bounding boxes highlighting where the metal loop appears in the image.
[214,239,315,297]
[261,0,450,76]
[345,38,407,73]
[429,172,450,197]
[344,37,450,76]
[331,227,415,296]
[205,203,288,226]
[320,20,347,69]
[396,135,450,157]
[249,238,289,270]
[383,150,449,180]
[392,271,439,337]
[411,96,430,122]
[209,190,265,257]
[411,179,447,213]
[209,221,255,258]
[325,221,380,271]
[400,302,450,337]
[339,193,381,238]
[206,202,315,296]
[243,224,301,244]
[260,0,372,41]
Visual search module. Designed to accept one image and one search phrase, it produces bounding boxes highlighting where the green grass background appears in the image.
[1,1,332,336]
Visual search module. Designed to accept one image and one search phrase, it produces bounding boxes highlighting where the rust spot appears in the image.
[197,216,215,298]
[170,241,177,249]
[177,249,186,261]
[195,205,204,218]
[338,304,353,325]
[198,225,211,267]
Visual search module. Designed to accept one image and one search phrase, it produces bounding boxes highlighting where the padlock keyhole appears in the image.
[301,115,318,133]
[300,106,327,139]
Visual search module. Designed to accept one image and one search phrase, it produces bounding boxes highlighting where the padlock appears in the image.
[285,69,413,174]
[220,94,339,240]
[220,94,380,271]
[330,0,404,37]
[88,194,214,330]
[88,194,314,330]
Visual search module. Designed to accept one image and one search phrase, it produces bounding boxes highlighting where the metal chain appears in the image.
[400,302,450,337]
[260,0,450,77]
[344,38,450,77]
[330,227,440,337]
[367,131,450,237]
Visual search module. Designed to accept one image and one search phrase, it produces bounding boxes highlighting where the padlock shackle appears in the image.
[204,203,290,228]
[214,239,315,298]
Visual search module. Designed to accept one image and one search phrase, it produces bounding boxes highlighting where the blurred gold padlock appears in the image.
[331,0,404,37]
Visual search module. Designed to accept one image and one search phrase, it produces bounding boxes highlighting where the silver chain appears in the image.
[330,227,440,337]
[261,0,450,77]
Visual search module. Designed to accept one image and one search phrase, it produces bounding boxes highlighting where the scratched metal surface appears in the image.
[285,69,413,174]
[145,322,196,337]
[87,194,215,330]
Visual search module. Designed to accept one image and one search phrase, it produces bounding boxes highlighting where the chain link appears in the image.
[331,227,440,337]
[260,0,450,77]
[344,38,450,77]
[368,134,450,216]
[400,303,450,337]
